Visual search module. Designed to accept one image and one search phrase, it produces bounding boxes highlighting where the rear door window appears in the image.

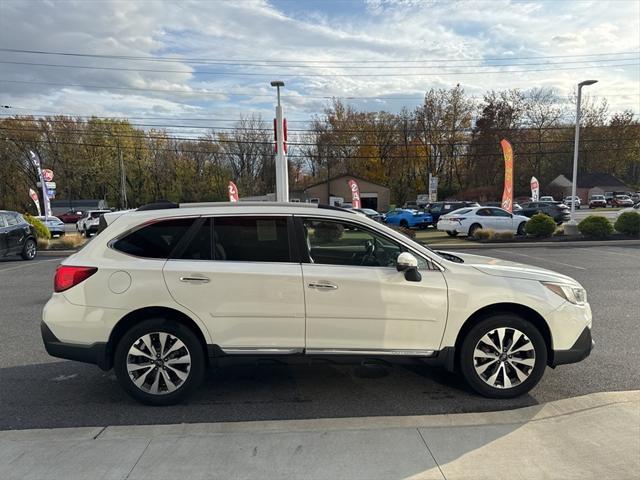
[213,216,291,262]
[113,218,195,259]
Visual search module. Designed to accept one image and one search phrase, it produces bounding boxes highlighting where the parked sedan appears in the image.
[425,201,480,224]
[57,210,84,223]
[612,195,634,208]
[36,216,65,238]
[0,210,38,260]
[519,202,571,225]
[385,208,432,229]
[437,207,530,237]
[588,195,607,209]
[352,208,385,222]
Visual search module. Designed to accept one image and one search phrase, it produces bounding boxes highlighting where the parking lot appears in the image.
[0,245,638,431]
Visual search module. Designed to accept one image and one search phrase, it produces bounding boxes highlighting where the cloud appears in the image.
[0,0,637,126]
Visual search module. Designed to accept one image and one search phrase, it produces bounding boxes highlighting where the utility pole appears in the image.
[271,80,288,202]
[119,147,128,209]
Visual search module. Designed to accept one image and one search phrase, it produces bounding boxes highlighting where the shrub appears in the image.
[23,213,51,240]
[57,234,86,249]
[553,227,565,236]
[578,215,613,239]
[494,231,514,241]
[614,212,640,236]
[473,228,495,240]
[524,213,556,238]
[37,238,49,250]
[397,226,416,239]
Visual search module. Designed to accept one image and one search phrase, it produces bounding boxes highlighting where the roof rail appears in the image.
[136,201,179,211]
[318,204,357,214]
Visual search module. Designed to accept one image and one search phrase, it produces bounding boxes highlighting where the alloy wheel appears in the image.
[25,240,36,259]
[126,332,191,395]
[473,327,536,389]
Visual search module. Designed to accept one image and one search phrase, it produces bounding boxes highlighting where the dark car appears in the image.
[0,211,38,260]
[57,210,84,223]
[425,201,480,224]
[519,202,571,225]
[352,208,385,222]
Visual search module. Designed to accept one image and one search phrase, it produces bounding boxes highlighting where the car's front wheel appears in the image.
[459,314,547,398]
[114,318,206,405]
[517,222,526,236]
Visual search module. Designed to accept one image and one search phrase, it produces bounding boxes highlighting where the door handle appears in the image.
[308,281,338,290]
[180,275,210,284]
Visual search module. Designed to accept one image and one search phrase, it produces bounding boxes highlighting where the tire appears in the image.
[84,229,91,238]
[446,231,458,237]
[459,314,547,399]
[517,222,526,236]
[468,223,481,238]
[21,238,37,260]
[399,220,409,228]
[114,318,206,406]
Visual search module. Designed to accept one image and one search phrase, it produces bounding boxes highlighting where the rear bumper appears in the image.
[550,327,593,367]
[41,321,111,370]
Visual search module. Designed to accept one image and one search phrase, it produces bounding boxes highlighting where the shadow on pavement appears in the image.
[0,359,543,430]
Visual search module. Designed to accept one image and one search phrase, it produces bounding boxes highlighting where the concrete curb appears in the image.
[1,390,637,440]
[428,239,640,249]
[38,250,76,257]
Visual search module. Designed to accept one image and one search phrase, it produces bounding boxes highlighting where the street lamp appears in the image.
[565,79,598,235]
[271,80,288,202]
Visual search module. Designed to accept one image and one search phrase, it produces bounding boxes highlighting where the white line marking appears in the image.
[501,251,586,270]
[594,248,640,260]
[0,257,61,274]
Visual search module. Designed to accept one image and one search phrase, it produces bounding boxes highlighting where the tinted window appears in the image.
[476,208,491,216]
[213,216,290,262]
[489,208,511,217]
[113,218,194,259]
[5,214,19,226]
[0,214,8,228]
[178,219,212,260]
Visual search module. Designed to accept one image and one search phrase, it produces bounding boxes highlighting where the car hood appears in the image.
[438,250,578,284]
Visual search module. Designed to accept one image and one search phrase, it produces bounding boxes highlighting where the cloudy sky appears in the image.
[0,0,638,130]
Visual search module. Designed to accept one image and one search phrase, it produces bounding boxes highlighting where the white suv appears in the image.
[42,202,593,405]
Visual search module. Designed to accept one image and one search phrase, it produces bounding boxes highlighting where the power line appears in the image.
[1,47,637,65]
[3,127,638,150]
[2,80,638,104]
[2,114,638,134]
[4,136,636,159]
[2,59,638,77]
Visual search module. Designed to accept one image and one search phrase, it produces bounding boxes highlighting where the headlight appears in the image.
[542,282,587,305]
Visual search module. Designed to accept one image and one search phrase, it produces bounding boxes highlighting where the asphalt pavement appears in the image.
[0,245,638,430]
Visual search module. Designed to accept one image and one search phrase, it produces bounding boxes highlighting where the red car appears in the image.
[57,210,84,223]
[612,195,634,208]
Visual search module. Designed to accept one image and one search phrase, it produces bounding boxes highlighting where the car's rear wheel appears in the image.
[114,318,205,405]
[21,238,37,260]
[459,314,547,398]
[446,231,458,237]
[399,220,409,228]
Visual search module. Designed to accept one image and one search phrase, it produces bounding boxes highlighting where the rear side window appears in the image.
[113,218,194,259]
[178,218,212,260]
[213,216,290,262]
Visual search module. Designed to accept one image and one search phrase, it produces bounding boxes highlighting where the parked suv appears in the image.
[77,209,110,237]
[0,210,38,260]
[588,195,607,209]
[519,202,571,225]
[42,202,593,405]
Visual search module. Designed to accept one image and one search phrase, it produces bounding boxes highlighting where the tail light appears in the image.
[54,266,98,293]
[448,217,466,222]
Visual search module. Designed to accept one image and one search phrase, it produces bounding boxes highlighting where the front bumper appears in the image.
[550,327,593,367]
[41,321,111,370]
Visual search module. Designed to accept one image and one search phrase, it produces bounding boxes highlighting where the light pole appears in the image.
[565,79,598,235]
[271,80,288,202]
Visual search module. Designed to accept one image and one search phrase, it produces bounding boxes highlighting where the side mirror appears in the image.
[396,252,422,282]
